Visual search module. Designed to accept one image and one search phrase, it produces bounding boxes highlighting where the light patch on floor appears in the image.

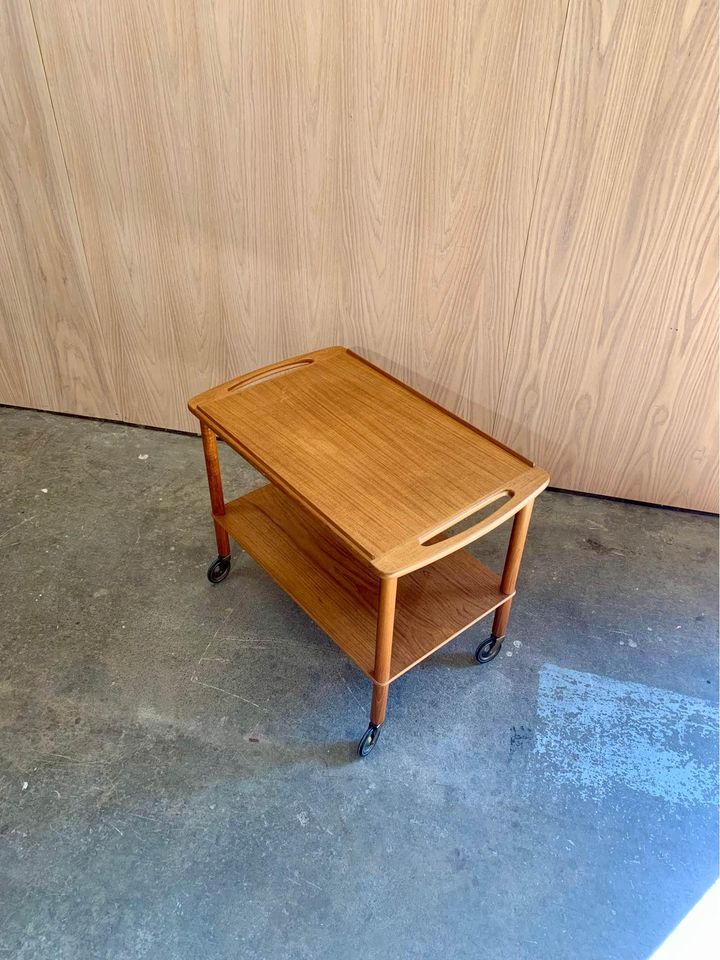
[534,665,718,806]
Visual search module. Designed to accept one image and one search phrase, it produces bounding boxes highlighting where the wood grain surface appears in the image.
[2,1,716,510]
[493,0,719,512]
[336,0,567,424]
[218,483,510,683]
[190,347,548,570]
[27,0,565,433]
[0,0,116,418]
[29,0,344,431]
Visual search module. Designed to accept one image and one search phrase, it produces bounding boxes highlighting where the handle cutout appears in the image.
[420,492,511,546]
[229,359,314,393]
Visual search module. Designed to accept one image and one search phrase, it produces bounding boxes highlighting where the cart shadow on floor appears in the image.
[234,734,362,769]
[419,650,479,669]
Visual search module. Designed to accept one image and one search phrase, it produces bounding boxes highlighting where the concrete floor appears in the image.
[0,405,717,960]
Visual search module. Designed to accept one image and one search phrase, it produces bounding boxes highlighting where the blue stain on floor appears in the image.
[533,664,718,806]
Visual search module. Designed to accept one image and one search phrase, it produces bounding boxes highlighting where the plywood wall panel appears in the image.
[30,0,342,431]
[337,0,568,427]
[28,0,565,434]
[4,1,716,510]
[493,0,719,511]
[0,0,116,418]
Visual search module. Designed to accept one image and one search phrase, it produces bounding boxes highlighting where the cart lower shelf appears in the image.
[215,484,512,684]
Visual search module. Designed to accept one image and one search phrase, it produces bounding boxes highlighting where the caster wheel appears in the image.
[475,635,503,663]
[207,555,231,584]
[357,723,382,758]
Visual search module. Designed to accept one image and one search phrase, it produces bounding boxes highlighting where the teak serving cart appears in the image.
[189,347,548,756]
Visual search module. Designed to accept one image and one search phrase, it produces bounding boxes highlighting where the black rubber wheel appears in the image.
[207,555,231,584]
[357,723,382,758]
[475,635,503,663]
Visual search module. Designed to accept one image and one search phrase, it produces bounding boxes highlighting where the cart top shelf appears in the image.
[189,347,548,576]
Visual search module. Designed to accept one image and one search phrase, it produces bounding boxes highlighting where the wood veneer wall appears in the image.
[494,0,719,512]
[1,1,717,511]
[0,0,117,419]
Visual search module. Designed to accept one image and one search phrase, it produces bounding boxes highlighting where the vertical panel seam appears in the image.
[492,0,573,436]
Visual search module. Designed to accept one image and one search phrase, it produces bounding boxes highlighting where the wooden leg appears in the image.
[371,576,397,722]
[491,599,512,639]
[491,500,534,639]
[370,684,389,727]
[201,423,230,557]
[358,576,397,756]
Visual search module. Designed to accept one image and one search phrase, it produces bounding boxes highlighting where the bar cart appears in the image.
[189,347,548,756]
